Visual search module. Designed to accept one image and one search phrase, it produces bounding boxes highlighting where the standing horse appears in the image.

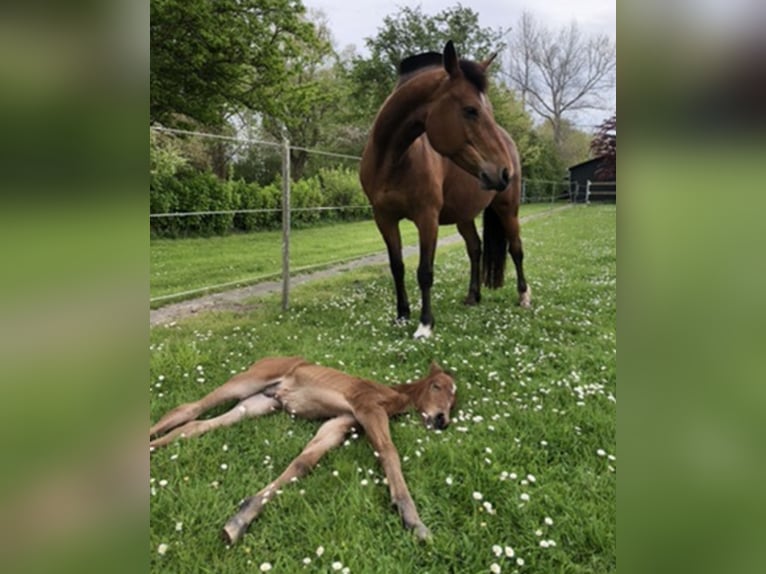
[360,41,530,339]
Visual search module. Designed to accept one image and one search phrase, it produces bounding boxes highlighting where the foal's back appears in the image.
[272,361,401,420]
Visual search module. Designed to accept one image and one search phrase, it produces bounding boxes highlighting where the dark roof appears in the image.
[568,156,608,171]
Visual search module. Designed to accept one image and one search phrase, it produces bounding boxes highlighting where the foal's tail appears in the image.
[482,207,507,289]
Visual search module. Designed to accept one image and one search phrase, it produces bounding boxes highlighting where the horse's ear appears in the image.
[429,360,444,375]
[480,52,498,71]
[443,40,461,79]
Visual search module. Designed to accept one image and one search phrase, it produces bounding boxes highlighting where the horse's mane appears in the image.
[397,51,488,93]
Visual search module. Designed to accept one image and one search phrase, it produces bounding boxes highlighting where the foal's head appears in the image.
[414,362,457,430]
[421,41,512,191]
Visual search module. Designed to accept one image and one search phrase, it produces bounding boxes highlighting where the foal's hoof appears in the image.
[519,286,532,308]
[221,518,246,546]
[413,523,432,542]
[413,323,433,339]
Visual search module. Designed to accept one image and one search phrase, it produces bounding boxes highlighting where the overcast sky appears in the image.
[304,1,616,128]
[304,0,616,53]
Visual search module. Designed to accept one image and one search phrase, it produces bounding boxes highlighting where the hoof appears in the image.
[221,518,245,546]
[463,293,480,306]
[413,523,432,542]
[413,323,433,339]
[519,286,532,308]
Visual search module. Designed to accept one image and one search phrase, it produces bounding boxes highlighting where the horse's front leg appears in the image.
[374,214,410,322]
[356,408,430,540]
[414,215,439,339]
[221,414,356,545]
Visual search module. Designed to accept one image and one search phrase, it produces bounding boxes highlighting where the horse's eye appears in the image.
[463,106,479,119]
[432,383,441,391]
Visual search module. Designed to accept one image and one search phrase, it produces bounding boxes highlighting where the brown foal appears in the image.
[149,357,457,544]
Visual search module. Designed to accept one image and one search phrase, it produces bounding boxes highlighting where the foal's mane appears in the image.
[397,51,488,93]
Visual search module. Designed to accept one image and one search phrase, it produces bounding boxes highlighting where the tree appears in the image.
[488,82,564,182]
[590,114,616,180]
[259,9,343,180]
[504,11,615,149]
[150,0,319,127]
[538,118,592,169]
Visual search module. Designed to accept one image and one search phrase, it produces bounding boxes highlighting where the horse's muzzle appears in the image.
[434,413,448,430]
[479,167,510,192]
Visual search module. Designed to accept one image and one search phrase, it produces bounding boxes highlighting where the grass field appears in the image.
[150,203,560,305]
[149,204,616,573]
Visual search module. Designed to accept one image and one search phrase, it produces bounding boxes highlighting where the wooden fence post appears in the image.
[281,137,291,311]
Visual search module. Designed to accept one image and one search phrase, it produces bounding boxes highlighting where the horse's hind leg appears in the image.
[150,357,300,440]
[374,214,410,321]
[150,394,280,448]
[506,214,531,308]
[457,220,481,305]
[221,414,356,545]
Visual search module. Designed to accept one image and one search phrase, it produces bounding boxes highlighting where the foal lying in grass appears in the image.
[149,356,457,544]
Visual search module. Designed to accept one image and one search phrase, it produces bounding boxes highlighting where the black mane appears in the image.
[398,51,488,93]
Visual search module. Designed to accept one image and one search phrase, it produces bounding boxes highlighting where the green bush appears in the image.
[317,167,368,221]
[149,166,373,238]
[150,170,236,237]
[290,176,324,227]
[232,180,281,232]
[149,173,177,237]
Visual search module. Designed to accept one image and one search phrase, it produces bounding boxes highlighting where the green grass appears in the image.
[149,205,616,573]
[150,203,560,305]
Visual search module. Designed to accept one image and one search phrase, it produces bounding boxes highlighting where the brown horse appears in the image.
[149,357,457,544]
[360,41,530,339]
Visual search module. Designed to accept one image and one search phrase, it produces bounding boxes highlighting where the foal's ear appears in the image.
[480,52,498,71]
[443,40,461,79]
[429,360,444,375]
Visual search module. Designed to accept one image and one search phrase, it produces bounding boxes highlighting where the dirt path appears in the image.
[150,205,571,327]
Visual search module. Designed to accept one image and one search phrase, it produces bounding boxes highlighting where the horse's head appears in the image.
[415,361,457,430]
[425,41,512,191]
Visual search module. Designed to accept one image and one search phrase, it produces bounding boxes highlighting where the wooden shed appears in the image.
[568,156,616,203]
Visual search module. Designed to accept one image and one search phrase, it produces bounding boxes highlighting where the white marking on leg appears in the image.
[413,323,432,339]
[519,286,532,308]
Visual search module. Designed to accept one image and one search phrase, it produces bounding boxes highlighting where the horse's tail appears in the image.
[482,207,507,289]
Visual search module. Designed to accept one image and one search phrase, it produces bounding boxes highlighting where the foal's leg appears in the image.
[413,213,439,339]
[150,357,302,439]
[221,414,357,545]
[456,220,482,305]
[150,394,280,448]
[374,214,410,321]
[356,408,430,540]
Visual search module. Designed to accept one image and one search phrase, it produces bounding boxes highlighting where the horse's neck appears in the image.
[371,69,445,166]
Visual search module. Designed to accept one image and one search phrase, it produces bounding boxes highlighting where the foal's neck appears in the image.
[389,380,427,415]
[371,68,445,167]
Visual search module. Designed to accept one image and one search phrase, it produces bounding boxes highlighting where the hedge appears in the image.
[150,167,370,238]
